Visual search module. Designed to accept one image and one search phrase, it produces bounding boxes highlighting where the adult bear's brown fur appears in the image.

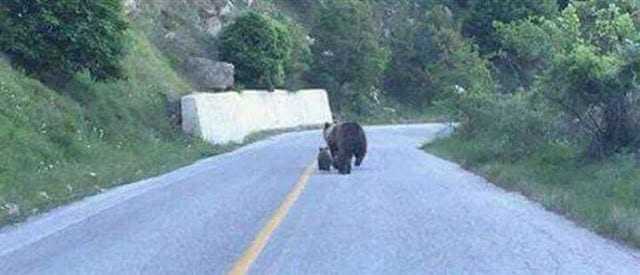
[323,122,367,174]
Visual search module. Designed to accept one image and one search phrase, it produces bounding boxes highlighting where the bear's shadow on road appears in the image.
[314,166,376,176]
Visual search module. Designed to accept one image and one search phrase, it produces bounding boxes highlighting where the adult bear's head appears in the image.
[323,122,336,143]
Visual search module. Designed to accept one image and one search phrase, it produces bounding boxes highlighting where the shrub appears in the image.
[490,2,640,158]
[220,11,293,89]
[495,17,555,90]
[537,3,640,157]
[450,90,551,161]
[0,0,128,82]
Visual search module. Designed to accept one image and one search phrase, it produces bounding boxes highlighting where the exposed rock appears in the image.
[166,91,183,127]
[185,57,235,91]
[160,30,208,60]
[195,0,236,36]
[151,0,238,37]
[133,0,240,64]
[124,0,140,15]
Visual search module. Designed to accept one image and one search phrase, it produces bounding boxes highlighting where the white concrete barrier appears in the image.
[181,89,333,144]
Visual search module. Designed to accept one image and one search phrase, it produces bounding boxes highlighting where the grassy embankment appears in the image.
[0,29,258,227]
[426,135,640,248]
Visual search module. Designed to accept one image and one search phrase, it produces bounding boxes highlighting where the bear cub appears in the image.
[317,147,333,171]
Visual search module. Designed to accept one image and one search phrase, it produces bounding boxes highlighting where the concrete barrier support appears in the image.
[181,89,332,144]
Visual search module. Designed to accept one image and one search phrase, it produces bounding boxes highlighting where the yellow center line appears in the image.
[228,161,317,275]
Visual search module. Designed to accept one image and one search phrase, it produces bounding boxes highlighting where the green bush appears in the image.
[220,11,293,89]
[450,91,551,161]
[0,0,128,82]
[530,2,640,157]
[470,1,640,158]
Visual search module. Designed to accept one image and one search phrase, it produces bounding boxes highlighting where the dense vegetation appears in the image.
[220,11,293,89]
[0,0,128,83]
[308,0,388,114]
[424,0,640,247]
[442,0,640,161]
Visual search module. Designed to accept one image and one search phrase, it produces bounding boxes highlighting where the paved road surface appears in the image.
[1,124,639,274]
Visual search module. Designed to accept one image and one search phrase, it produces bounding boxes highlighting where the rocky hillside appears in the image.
[128,0,250,90]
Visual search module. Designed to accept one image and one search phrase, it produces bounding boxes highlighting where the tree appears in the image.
[453,0,640,158]
[426,6,493,96]
[273,14,312,91]
[536,2,640,157]
[0,0,128,83]
[495,17,556,90]
[557,0,571,10]
[309,0,388,114]
[385,5,492,108]
[383,2,434,107]
[462,0,558,55]
[220,11,293,89]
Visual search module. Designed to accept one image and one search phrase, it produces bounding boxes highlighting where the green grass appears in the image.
[0,29,253,227]
[426,135,640,248]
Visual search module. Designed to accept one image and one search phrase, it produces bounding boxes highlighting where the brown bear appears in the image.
[317,147,332,171]
[323,122,367,174]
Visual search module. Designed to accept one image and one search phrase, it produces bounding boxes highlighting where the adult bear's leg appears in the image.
[354,129,367,167]
[334,147,353,175]
[355,152,365,167]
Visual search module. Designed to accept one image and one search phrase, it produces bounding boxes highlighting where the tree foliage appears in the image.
[385,5,492,108]
[495,1,640,157]
[383,3,434,107]
[220,11,293,89]
[494,17,556,90]
[425,6,493,98]
[309,0,388,114]
[0,0,128,82]
[462,0,558,55]
[273,14,312,90]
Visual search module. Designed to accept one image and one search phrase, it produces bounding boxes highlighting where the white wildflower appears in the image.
[39,192,50,200]
[4,203,19,216]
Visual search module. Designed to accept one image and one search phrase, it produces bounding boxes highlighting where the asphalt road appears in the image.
[1,124,639,274]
